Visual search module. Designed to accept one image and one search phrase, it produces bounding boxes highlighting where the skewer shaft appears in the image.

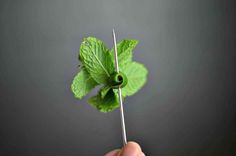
[112,29,127,145]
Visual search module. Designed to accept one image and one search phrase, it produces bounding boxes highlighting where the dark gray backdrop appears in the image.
[0,0,236,155]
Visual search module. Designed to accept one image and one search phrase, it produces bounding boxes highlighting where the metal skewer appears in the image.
[112,29,127,145]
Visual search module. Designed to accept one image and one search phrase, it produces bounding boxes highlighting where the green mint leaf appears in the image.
[120,62,148,97]
[71,67,98,99]
[71,36,148,113]
[80,37,115,84]
[100,85,111,99]
[110,39,138,67]
[88,89,119,112]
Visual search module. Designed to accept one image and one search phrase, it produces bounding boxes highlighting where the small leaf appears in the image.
[80,37,115,84]
[71,67,98,99]
[120,62,148,97]
[88,89,119,113]
[100,85,111,99]
[110,39,138,67]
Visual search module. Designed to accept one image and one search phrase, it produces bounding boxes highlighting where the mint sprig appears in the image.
[71,37,148,112]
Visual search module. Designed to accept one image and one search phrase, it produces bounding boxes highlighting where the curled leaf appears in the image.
[109,72,128,89]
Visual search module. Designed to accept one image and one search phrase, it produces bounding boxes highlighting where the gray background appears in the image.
[0,0,236,155]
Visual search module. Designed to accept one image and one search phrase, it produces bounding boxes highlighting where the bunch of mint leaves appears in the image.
[71,37,148,112]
